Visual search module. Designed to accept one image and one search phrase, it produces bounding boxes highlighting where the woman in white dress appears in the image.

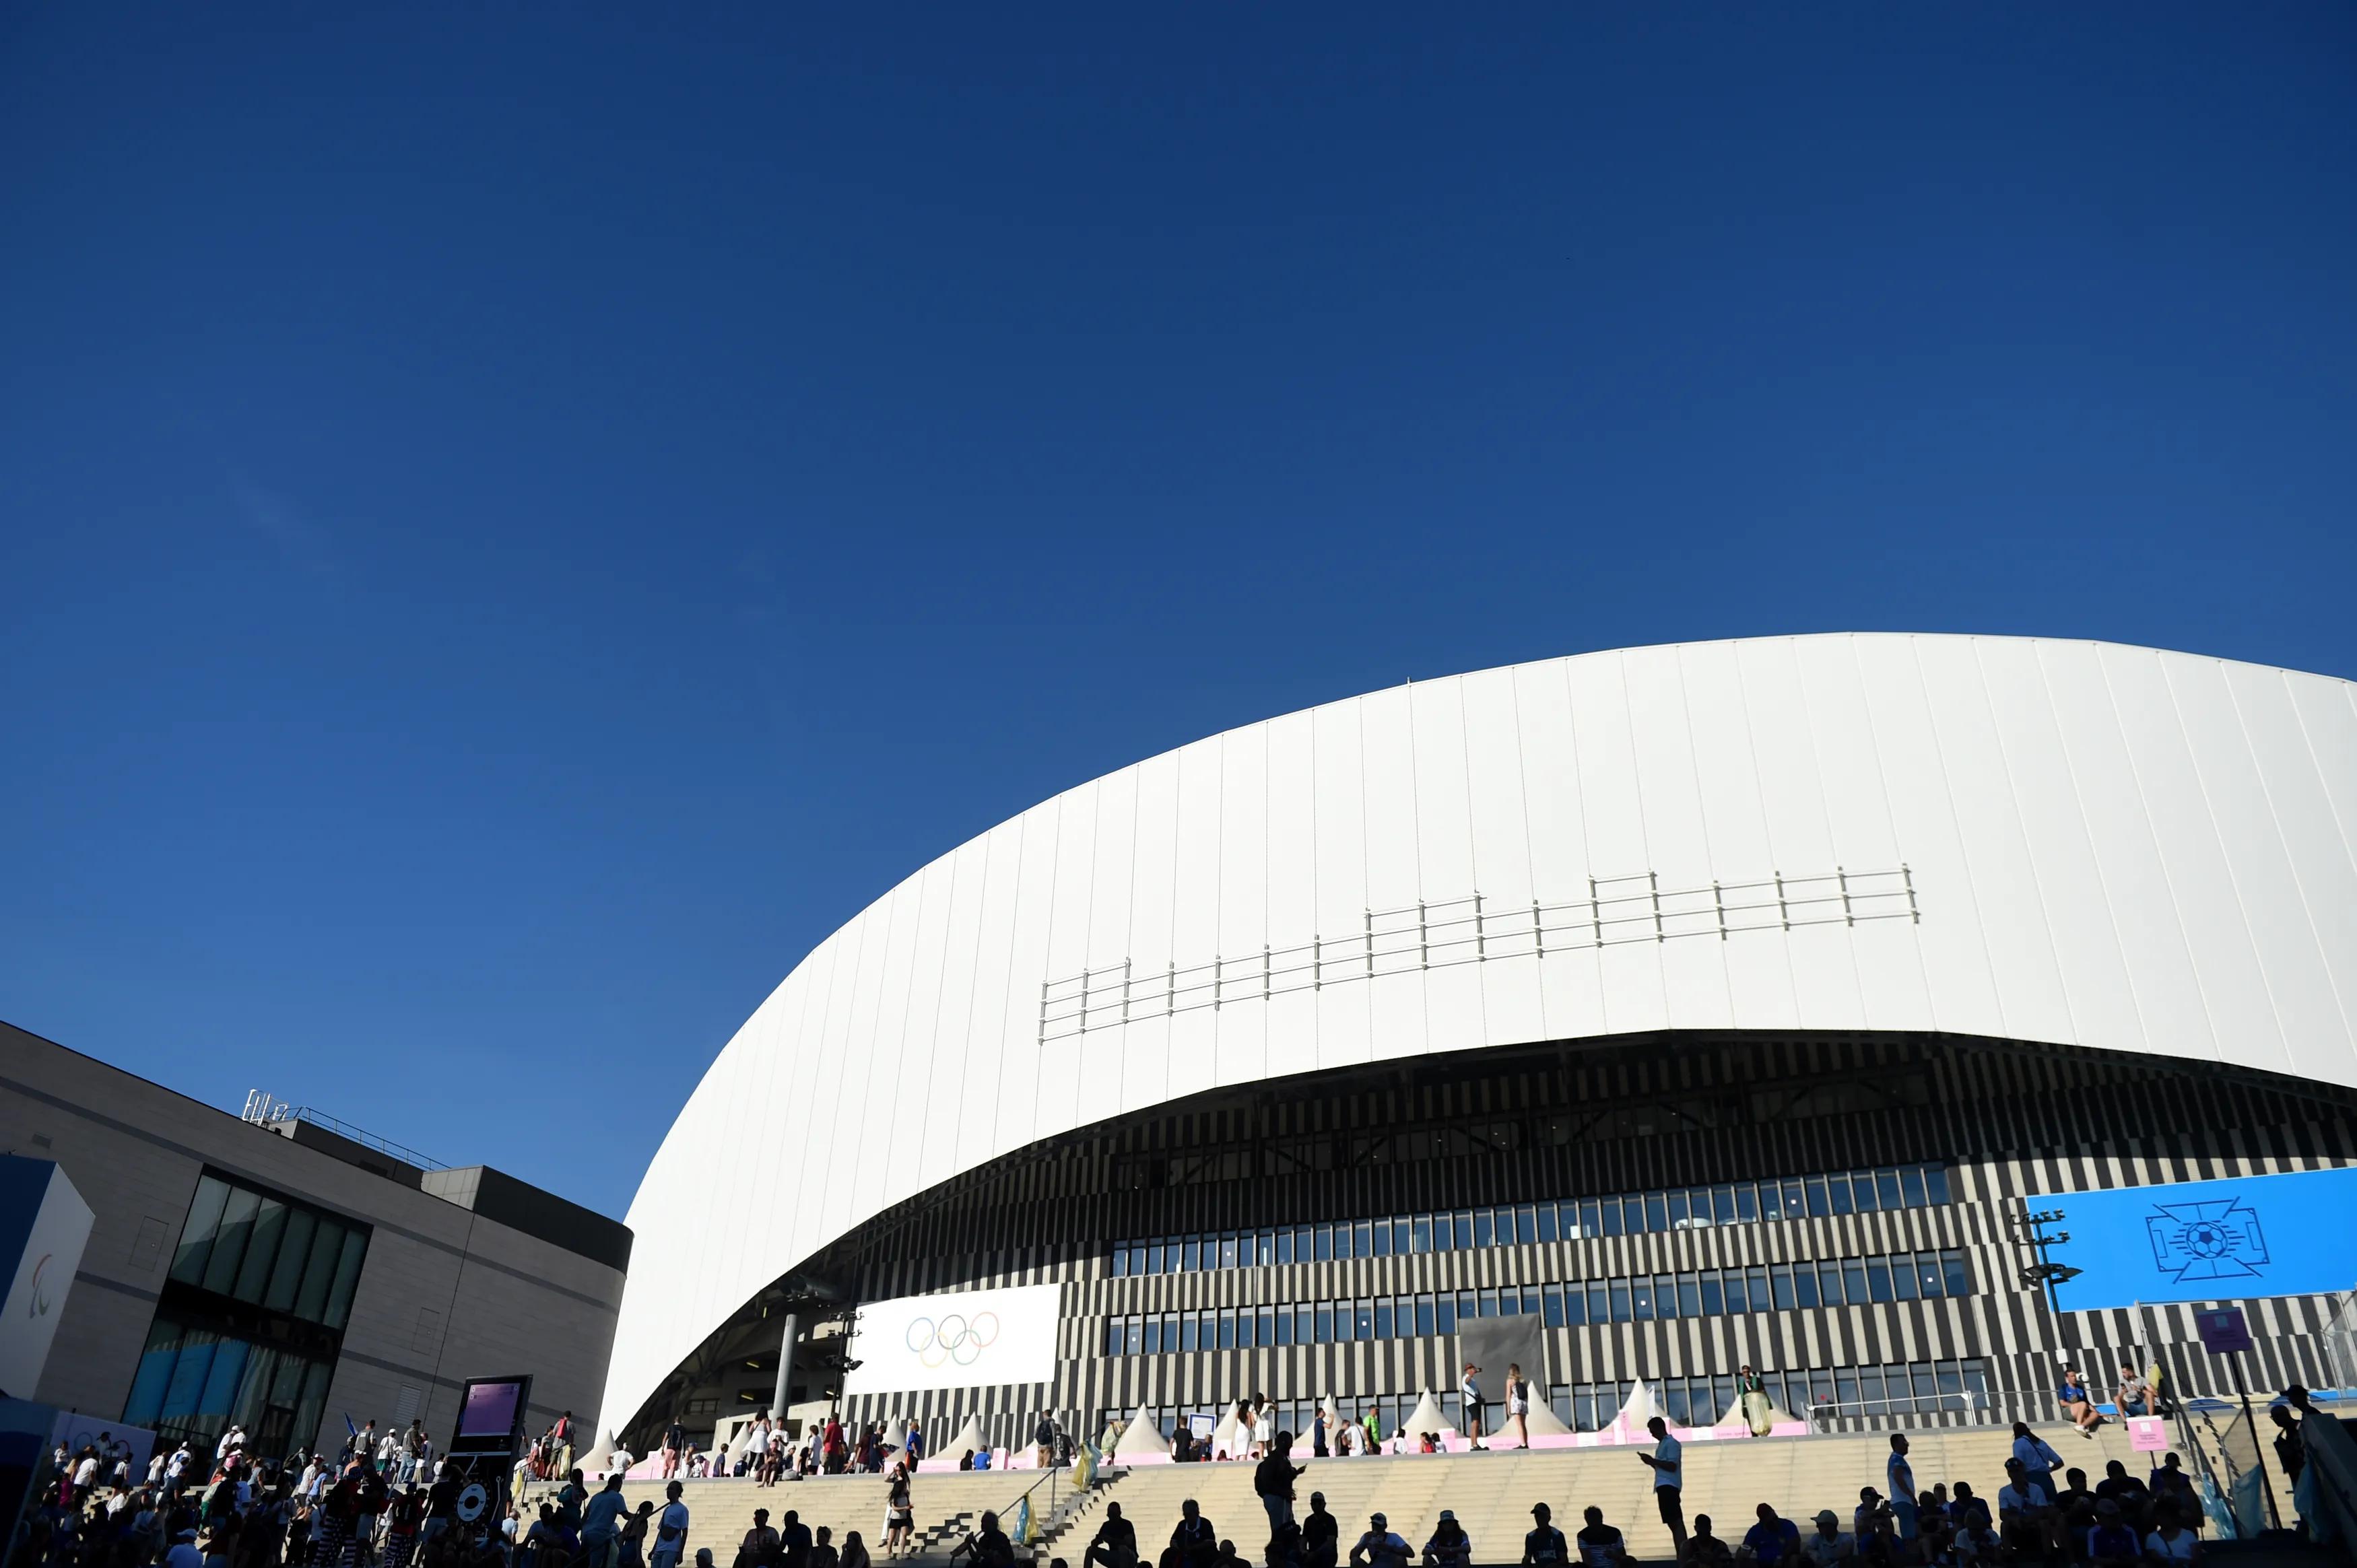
[1504,1363,1531,1448]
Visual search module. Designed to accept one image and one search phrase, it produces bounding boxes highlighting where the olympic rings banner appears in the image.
[842,1283,1061,1395]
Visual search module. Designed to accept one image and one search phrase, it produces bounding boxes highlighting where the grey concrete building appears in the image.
[0,1019,628,1458]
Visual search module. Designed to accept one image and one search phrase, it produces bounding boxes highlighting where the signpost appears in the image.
[2193,1308,2280,1532]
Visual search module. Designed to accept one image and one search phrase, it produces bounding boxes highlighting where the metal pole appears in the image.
[2238,1352,2283,1532]
[769,1313,799,1432]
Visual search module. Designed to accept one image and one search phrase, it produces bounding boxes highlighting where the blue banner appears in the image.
[2033,1166,2357,1311]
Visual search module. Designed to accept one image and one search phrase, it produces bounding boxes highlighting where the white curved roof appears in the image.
[599,634,2357,1433]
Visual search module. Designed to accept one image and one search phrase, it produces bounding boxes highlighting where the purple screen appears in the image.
[458,1382,524,1439]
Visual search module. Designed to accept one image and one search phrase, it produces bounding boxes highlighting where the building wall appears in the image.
[605,634,2357,1438]
[760,1033,2356,1451]
[0,1021,623,1446]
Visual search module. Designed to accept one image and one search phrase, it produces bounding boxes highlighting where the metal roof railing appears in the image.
[241,1090,444,1171]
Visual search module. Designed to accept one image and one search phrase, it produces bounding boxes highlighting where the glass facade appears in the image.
[124,1173,369,1455]
[1109,1163,1951,1274]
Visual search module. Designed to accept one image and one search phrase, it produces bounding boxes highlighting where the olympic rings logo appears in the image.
[906,1311,1000,1368]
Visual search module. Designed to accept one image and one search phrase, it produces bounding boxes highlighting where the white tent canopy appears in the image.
[1399,1390,1457,1439]
[1112,1406,1167,1458]
[1614,1379,1661,1431]
[938,1412,990,1462]
[1523,1399,1572,1437]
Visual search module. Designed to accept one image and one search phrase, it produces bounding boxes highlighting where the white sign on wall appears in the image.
[0,1158,95,1400]
[842,1283,1061,1396]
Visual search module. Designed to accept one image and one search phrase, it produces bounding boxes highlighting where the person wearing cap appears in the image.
[1573,1506,1626,1568]
[1348,1513,1409,1568]
[1802,1512,1853,1567]
[1640,1415,1688,1563]
[1302,1494,1338,1568]
[1849,1490,1886,1542]
[1521,1503,1567,1567]
[1421,1510,1471,1568]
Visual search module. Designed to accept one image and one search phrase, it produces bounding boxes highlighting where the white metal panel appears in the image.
[2098,643,2282,1074]
[2035,644,2216,1064]
[1737,638,1865,1031]
[2167,654,2350,1082]
[1911,637,2076,1046]
[599,635,2357,1442]
[1972,638,2143,1057]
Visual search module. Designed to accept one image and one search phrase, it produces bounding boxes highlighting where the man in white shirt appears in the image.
[1638,1417,1686,1562]
[1998,1458,2054,1561]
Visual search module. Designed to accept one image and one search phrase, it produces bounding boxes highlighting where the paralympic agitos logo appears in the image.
[28,1254,56,1317]
[905,1310,1001,1369]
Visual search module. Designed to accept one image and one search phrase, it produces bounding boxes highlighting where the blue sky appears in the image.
[3,6,2351,1220]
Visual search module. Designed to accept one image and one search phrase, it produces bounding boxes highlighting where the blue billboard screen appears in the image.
[2033,1166,2357,1312]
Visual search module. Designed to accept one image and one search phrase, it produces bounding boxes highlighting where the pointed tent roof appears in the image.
[1399,1390,1456,1439]
[1211,1404,1242,1456]
[1614,1379,1661,1431]
[1523,1399,1572,1437]
[939,1412,989,1462]
[1112,1406,1166,1458]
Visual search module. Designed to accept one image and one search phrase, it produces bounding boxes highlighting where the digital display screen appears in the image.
[2034,1165,2357,1311]
[842,1284,1061,1395]
[457,1380,525,1439]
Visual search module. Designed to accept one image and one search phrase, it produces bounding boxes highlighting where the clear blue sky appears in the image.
[4,6,2351,1221]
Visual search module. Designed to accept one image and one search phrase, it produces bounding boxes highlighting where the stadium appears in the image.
[596,633,2357,1460]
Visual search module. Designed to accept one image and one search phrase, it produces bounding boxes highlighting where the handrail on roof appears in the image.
[241,1089,444,1171]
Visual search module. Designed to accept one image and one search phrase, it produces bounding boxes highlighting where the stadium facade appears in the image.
[600,634,2357,1452]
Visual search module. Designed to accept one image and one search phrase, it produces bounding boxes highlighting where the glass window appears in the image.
[1524,1285,1543,1316]
[1143,1316,1162,1355]
[1453,1211,1473,1249]
[1715,1185,1740,1225]
[1805,1176,1831,1217]
[1644,1194,1669,1233]
[1757,1182,1782,1223]
[1581,1199,1603,1238]
[1843,1260,1869,1306]
[1275,1306,1295,1347]
[1355,1300,1374,1339]
[1925,1165,1952,1205]
[1912,1254,1941,1298]
[1294,1225,1314,1262]
[1666,1190,1690,1229]
[1543,1286,1565,1327]
[1653,1274,1679,1319]
[1220,1309,1238,1349]
[1561,1285,1585,1326]
[1942,1250,1971,1298]
[1478,1288,1499,1318]
[1748,1266,1770,1310]
[292,1218,344,1322]
[1587,1282,1610,1324]
[1828,1173,1855,1215]
[1412,1216,1432,1254]
[1374,1298,1393,1338]
[1770,1264,1797,1310]
[1106,1320,1124,1356]
[1609,1282,1632,1322]
[1784,1178,1807,1218]
[1354,1220,1372,1258]
[321,1227,367,1330]
[1146,1242,1164,1273]
[1866,1258,1894,1303]
[1220,1234,1239,1269]
[1458,1291,1478,1325]
[1899,1166,1928,1208]
[1599,1197,1624,1237]
[1370,1217,1391,1257]
[1418,1294,1437,1336]
[231,1198,287,1305]
[1312,1226,1331,1263]
[1535,1202,1560,1243]
[1720,1269,1746,1314]
[1791,1262,1820,1309]
[1820,1260,1846,1305]
[262,1207,317,1313]
[1261,1231,1277,1265]
[1890,1255,1919,1301]
[1113,1246,1130,1277]
[1434,1294,1455,1334]
[1314,1304,1333,1343]
[1257,1305,1275,1345]
[1854,1171,1882,1213]
[1517,1203,1537,1243]
[1271,1233,1289,1267]
[1877,1169,1904,1211]
[1698,1272,1724,1315]
[1913,1365,1939,1403]
[1473,1210,1494,1249]
[1185,1236,1203,1270]
[1183,1313,1201,1352]
[170,1177,232,1286]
